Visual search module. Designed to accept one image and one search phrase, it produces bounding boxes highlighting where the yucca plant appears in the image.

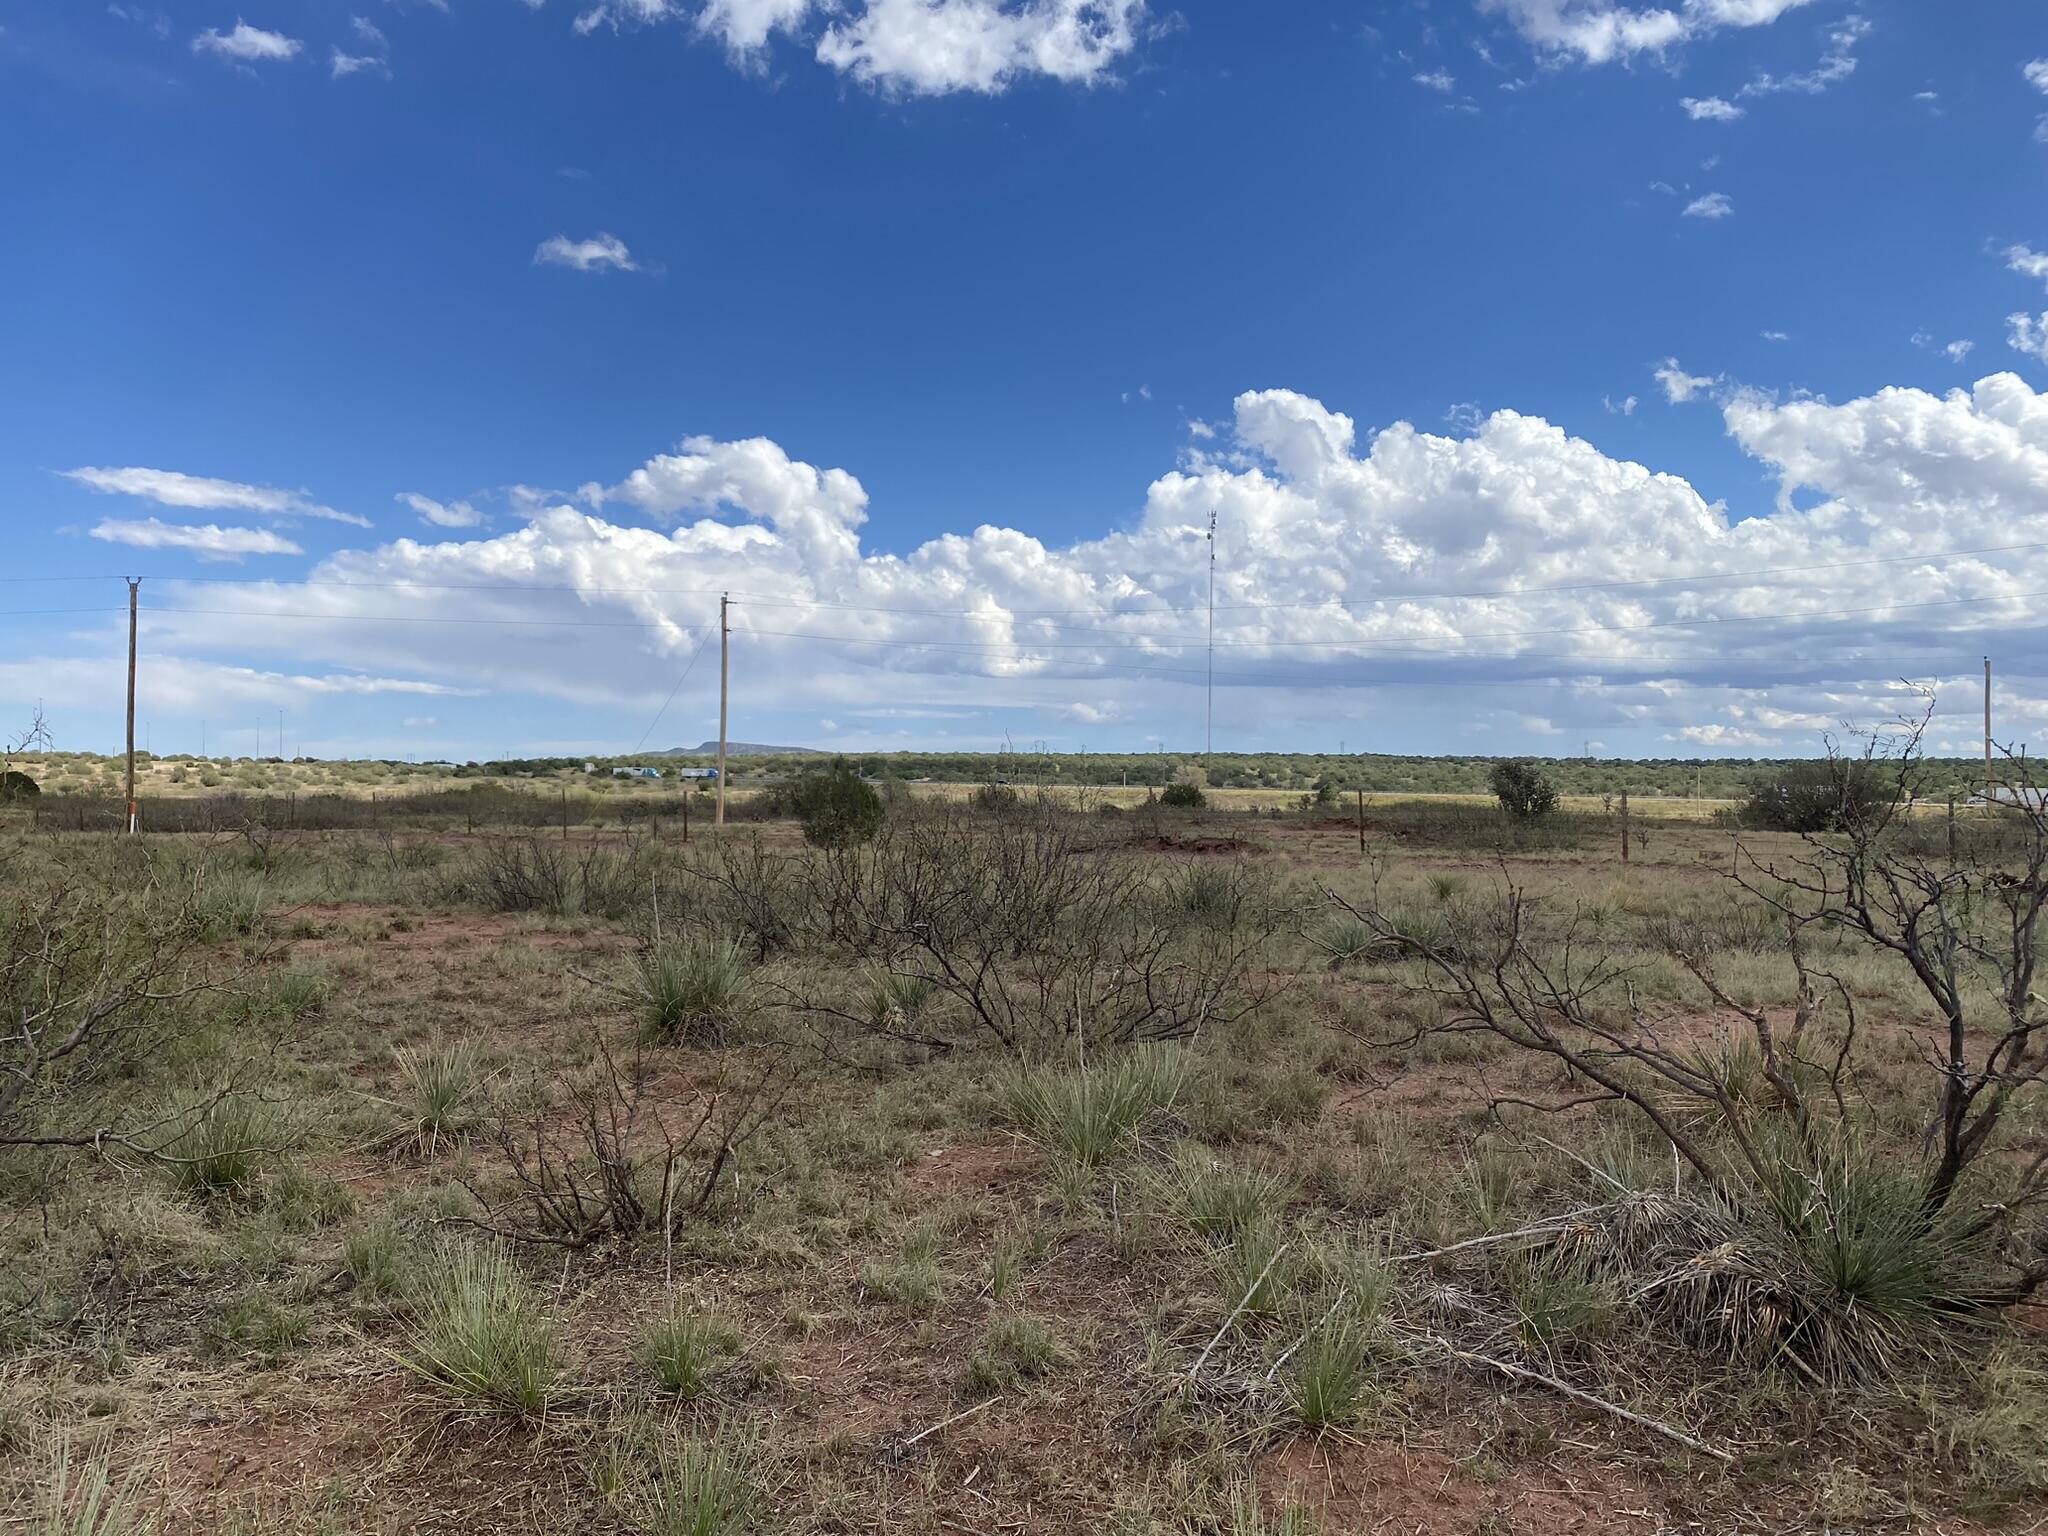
[1001,1044,1194,1168]
[638,938,750,1043]
[405,1245,558,1415]
[862,968,937,1031]
[393,1038,485,1151]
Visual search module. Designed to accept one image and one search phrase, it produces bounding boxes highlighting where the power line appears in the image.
[633,642,709,752]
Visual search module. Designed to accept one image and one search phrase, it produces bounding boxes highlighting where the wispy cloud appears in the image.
[61,466,371,527]
[534,232,640,273]
[1739,13,1869,97]
[1653,358,1718,402]
[397,491,484,528]
[89,518,303,560]
[2009,313,2048,363]
[1682,192,1734,219]
[1414,68,1456,92]
[1680,95,1743,121]
[191,20,302,62]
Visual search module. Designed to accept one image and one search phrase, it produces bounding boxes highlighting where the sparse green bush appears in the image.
[1740,758,1893,833]
[406,1246,557,1415]
[640,1306,741,1399]
[788,760,884,848]
[638,939,750,1042]
[1001,1045,1195,1167]
[1488,760,1557,820]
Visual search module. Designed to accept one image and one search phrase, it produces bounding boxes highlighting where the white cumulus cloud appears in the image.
[84,372,2048,762]
[1482,0,1813,66]
[815,0,1146,96]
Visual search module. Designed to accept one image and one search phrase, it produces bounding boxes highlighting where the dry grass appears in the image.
[1,799,2041,1534]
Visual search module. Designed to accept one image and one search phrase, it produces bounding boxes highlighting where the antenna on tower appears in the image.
[1205,510,1217,761]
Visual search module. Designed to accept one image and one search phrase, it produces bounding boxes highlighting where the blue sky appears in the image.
[6,0,2048,762]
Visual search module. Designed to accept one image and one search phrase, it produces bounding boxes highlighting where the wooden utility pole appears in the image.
[1985,655,1994,788]
[715,593,729,827]
[1205,510,1217,762]
[124,578,139,834]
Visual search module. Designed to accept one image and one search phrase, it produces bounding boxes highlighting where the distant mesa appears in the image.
[651,742,824,758]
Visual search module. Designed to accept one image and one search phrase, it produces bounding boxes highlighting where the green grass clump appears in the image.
[859,1226,944,1314]
[604,1424,765,1536]
[209,1293,311,1362]
[162,1092,286,1198]
[194,870,267,939]
[343,1219,405,1297]
[1288,1320,1375,1431]
[37,1433,144,1536]
[405,1246,557,1415]
[1155,1141,1293,1238]
[1207,1218,1304,1325]
[392,1038,485,1150]
[1001,1045,1194,1168]
[963,1312,1067,1395]
[1506,1255,1613,1354]
[638,939,749,1042]
[266,968,330,1019]
[1748,1138,1993,1380]
[640,1305,742,1399]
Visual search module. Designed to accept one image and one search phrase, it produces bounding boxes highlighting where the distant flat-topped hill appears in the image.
[652,742,825,758]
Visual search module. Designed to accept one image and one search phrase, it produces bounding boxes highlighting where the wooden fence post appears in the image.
[1619,790,1630,863]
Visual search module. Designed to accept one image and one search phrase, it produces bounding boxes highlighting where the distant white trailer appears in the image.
[1966,786,2048,809]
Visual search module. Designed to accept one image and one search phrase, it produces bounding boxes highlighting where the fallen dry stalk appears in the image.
[1413,1329,1734,1463]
